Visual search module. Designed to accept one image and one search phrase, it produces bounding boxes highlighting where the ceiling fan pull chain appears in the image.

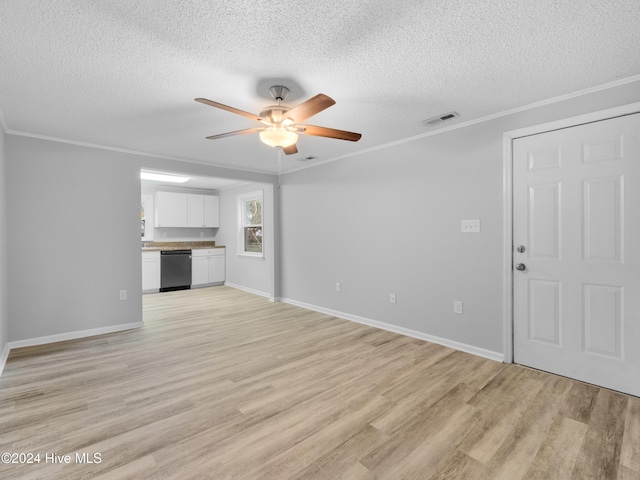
[277,149,283,188]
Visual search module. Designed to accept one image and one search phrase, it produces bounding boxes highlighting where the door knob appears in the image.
[515,263,526,271]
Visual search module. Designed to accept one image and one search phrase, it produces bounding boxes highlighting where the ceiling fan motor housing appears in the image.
[260,105,291,124]
[269,85,290,101]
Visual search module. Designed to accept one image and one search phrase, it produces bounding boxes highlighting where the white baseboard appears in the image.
[0,321,144,377]
[0,342,9,377]
[5,322,144,351]
[224,282,274,301]
[280,298,504,363]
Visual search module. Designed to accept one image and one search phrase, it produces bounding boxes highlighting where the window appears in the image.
[238,191,263,256]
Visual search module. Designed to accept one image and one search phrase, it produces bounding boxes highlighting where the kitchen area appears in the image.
[140,171,233,294]
[139,169,277,301]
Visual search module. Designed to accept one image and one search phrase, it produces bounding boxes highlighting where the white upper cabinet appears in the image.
[187,194,204,227]
[203,195,220,228]
[156,192,219,228]
[155,192,187,227]
[188,194,220,228]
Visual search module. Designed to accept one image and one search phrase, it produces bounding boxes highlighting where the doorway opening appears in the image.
[140,170,277,306]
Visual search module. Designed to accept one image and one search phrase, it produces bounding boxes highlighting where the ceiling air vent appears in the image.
[422,111,460,127]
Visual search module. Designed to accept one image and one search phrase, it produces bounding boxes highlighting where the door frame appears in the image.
[501,101,640,363]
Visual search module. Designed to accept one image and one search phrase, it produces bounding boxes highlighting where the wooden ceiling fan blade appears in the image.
[299,125,362,142]
[285,94,335,123]
[282,144,298,155]
[195,98,264,123]
[205,127,264,140]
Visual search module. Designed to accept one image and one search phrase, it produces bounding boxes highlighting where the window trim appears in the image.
[237,190,264,258]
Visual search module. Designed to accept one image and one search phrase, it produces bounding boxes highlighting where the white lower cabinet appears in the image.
[191,248,225,286]
[209,254,225,284]
[192,255,209,286]
[142,251,161,291]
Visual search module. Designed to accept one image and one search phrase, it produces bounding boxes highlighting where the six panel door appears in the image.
[513,113,640,397]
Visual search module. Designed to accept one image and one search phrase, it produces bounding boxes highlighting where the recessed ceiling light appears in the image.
[140,171,189,183]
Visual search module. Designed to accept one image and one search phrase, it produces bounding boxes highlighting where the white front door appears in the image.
[513,113,640,397]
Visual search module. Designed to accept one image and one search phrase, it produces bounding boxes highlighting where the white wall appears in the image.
[215,182,275,298]
[0,127,8,365]
[6,136,144,341]
[280,80,640,357]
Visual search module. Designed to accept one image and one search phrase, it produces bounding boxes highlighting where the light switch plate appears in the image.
[461,219,481,233]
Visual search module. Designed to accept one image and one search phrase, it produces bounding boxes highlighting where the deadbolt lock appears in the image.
[516,245,526,253]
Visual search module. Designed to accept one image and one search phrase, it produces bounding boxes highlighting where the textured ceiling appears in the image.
[1,0,639,175]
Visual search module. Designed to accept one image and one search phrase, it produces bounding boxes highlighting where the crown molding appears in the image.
[285,74,640,174]
[2,74,639,177]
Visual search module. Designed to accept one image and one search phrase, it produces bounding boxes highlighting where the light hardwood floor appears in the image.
[1,286,638,479]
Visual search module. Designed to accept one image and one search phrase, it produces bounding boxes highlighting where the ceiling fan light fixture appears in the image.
[259,128,298,148]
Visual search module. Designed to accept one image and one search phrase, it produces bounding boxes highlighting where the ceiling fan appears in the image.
[195,86,361,155]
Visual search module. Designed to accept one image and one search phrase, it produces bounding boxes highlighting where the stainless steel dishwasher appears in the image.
[160,250,192,292]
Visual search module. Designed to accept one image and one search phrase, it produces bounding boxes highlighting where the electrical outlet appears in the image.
[461,219,481,233]
[453,300,463,314]
[390,293,397,305]
[119,289,127,301]
[336,282,341,292]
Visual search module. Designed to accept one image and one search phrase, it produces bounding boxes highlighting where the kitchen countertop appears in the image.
[142,241,225,252]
